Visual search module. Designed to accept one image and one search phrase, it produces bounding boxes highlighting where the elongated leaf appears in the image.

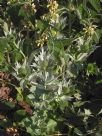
[89,0,101,11]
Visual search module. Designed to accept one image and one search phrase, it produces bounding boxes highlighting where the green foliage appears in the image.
[0,0,102,136]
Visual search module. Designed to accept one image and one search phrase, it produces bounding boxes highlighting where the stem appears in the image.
[68,12,72,36]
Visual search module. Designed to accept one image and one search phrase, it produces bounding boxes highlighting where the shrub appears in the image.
[0,0,102,136]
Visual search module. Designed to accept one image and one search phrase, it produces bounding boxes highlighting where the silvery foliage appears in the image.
[28,47,71,102]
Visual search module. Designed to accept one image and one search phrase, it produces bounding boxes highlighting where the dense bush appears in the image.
[0,0,102,136]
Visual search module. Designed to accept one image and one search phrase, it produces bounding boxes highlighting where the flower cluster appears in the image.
[83,23,97,36]
[47,0,58,14]
[68,3,75,12]
[7,0,19,4]
[6,127,19,136]
[31,3,37,13]
[36,34,48,47]
[47,0,59,24]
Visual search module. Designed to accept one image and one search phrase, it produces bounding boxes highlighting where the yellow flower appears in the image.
[41,14,48,21]
[68,3,75,12]
[7,0,19,4]
[83,23,97,36]
[47,0,58,14]
[31,3,37,13]
[46,1,59,24]
[50,13,59,24]
[6,127,18,133]
[36,34,48,47]
[74,93,81,100]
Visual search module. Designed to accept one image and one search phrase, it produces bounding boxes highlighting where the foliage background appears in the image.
[0,0,102,136]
